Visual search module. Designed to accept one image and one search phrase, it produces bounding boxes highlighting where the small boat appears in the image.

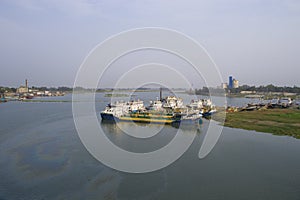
[279,97,293,108]
[245,106,257,111]
[177,113,202,124]
[19,93,34,100]
[202,106,217,117]
[0,97,7,103]
[202,109,217,117]
[0,93,7,103]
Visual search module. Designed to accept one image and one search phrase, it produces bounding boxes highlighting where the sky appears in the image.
[0,0,300,88]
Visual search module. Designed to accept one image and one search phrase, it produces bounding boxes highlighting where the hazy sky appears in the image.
[0,0,299,88]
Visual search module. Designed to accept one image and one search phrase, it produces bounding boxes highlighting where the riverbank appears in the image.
[214,108,300,139]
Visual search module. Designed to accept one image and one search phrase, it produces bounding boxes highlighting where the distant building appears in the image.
[228,76,239,89]
[233,79,239,88]
[229,76,233,89]
[240,91,256,94]
[16,79,29,93]
[17,86,28,93]
[221,83,228,89]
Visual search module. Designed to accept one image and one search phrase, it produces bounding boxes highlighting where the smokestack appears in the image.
[160,87,162,101]
[25,79,28,88]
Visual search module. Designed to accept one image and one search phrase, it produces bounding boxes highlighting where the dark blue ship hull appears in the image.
[100,113,119,121]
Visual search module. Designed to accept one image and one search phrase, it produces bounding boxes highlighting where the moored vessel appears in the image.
[100,95,215,125]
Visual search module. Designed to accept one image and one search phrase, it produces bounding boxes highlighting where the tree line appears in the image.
[228,84,300,94]
[1,84,300,94]
[195,84,300,95]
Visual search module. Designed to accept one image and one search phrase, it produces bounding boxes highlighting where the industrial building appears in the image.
[16,79,29,94]
[228,76,239,89]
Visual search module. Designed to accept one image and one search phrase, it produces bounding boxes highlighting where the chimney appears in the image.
[160,87,162,101]
[25,79,28,88]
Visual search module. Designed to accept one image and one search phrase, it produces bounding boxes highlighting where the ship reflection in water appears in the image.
[100,119,202,154]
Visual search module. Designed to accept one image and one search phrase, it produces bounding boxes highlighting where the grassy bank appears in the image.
[214,108,300,139]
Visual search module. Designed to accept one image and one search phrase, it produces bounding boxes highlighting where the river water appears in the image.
[0,92,299,200]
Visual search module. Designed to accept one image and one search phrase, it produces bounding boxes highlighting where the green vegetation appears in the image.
[21,100,72,103]
[21,99,103,103]
[214,108,300,139]
[194,84,300,97]
[0,87,16,93]
[104,93,129,97]
[228,84,300,94]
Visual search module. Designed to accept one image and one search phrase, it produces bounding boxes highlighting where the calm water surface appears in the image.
[0,93,299,200]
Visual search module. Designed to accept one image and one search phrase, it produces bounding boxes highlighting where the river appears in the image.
[0,92,299,199]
